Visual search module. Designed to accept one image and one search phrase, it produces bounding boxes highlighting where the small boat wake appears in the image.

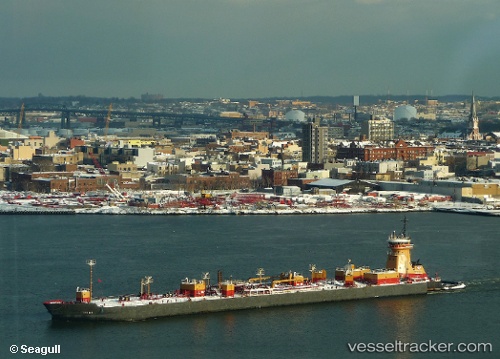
[428,277,500,295]
[458,278,500,293]
[427,276,466,294]
[440,281,466,291]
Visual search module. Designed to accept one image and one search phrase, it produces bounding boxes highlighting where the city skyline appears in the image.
[2,0,499,99]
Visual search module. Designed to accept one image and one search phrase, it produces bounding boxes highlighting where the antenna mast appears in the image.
[86,259,96,300]
[309,264,316,278]
[256,268,265,283]
[401,216,408,237]
[202,272,210,287]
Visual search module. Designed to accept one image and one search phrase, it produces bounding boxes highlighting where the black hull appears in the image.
[44,282,428,322]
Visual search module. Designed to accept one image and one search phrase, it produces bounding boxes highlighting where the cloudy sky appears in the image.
[1,0,499,98]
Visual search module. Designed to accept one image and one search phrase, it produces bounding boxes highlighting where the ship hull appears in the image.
[44,282,427,321]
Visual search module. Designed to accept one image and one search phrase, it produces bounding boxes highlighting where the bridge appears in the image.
[0,106,234,129]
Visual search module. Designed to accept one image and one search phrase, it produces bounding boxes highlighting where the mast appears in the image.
[256,268,265,283]
[144,276,153,296]
[309,264,316,279]
[401,216,408,237]
[202,272,210,288]
[86,259,96,300]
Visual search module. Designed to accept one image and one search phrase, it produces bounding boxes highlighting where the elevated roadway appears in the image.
[0,107,232,129]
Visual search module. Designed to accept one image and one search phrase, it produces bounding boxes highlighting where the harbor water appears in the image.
[0,212,498,358]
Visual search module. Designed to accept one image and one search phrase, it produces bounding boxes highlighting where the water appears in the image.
[0,213,498,358]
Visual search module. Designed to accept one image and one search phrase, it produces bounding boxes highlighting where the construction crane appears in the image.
[17,103,25,135]
[104,103,112,141]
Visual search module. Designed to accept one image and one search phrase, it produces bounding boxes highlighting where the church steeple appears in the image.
[467,92,481,140]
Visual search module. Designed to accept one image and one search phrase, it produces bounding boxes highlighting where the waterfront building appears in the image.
[108,161,142,183]
[355,160,404,181]
[304,178,377,194]
[378,179,500,203]
[162,172,251,192]
[261,168,298,187]
[9,171,122,193]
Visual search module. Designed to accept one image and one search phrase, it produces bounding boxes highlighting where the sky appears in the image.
[1,0,499,99]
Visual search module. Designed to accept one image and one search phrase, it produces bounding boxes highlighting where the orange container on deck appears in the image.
[311,269,327,283]
[364,270,400,285]
[75,288,91,303]
[180,280,206,297]
[220,282,235,297]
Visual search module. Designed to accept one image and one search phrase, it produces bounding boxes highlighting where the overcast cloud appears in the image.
[1,0,499,98]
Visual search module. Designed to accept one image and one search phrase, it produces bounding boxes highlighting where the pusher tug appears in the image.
[43,218,464,321]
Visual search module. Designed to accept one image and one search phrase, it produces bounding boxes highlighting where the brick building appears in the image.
[337,140,434,162]
[163,172,251,192]
[10,171,123,193]
[261,169,298,187]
